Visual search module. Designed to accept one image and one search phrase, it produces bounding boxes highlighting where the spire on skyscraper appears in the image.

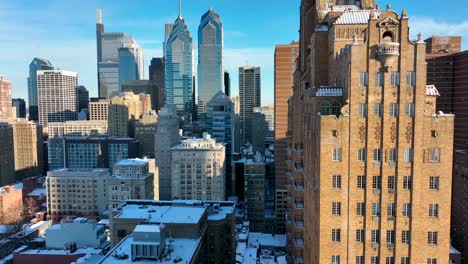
[97,8,102,24]
[178,0,182,19]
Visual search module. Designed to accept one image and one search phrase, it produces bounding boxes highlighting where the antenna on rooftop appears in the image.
[178,0,183,19]
[97,8,102,24]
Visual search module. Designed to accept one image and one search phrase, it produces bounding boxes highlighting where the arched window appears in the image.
[321,101,331,115]
[382,31,394,42]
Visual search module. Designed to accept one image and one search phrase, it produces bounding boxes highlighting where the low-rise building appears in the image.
[110,200,236,264]
[0,183,23,224]
[45,217,107,249]
[47,120,108,138]
[108,159,154,208]
[171,133,225,200]
[46,169,109,220]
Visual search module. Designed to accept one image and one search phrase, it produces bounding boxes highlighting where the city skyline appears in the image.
[2,0,467,106]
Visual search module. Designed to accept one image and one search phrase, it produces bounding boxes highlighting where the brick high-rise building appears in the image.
[274,42,298,233]
[0,75,14,120]
[108,92,151,138]
[89,98,110,121]
[287,1,455,264]
[426,36,468,260]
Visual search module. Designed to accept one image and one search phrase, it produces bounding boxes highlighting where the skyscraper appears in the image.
[12,98,26,118]
[224,71,231,97]
[197,7,224,117]
[77,85,89,112]
[274,41,298,233]
[0,75,14,120]
[37,70,78,127]
[28,58,54,121]
[149,57,165,110]
[287,1,454,264]
[0,123,15,186]
[239,66,261,145]
[154,105,180,200]
[96,9,144,98]
[165,1,194,116]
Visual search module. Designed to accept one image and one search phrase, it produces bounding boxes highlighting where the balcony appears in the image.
[376,42,400,68]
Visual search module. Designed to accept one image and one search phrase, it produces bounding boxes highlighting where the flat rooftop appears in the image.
[98,235,200,264]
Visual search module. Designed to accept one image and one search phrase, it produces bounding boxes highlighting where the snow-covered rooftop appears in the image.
[426,85,440,96]
[98,235,200,264]
[115,204,205,224]
[18,247,102,256]
[248,233,287,248]
[28,188,46,197]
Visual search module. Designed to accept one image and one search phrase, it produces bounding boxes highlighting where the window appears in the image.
[373,176,382,191]
[331,255,340,264]
[357,202,365,216]
[358,148,367,161]
[405,103,415,117]
[372,203,381,217]
[321,102,331,115]
[403,203,411,217]
[331,102,341,115]
[404,148,413,163]
[387,203,396,218]
[390,103,399,117]
[333,148,342,161]
[371,256,380,264]
[374,149,382,162]
[332,202,341,216]
[401,257,410,264]
[371,230,380,243]
[388,176,396,192]
[356,229,365,242]
[356,256,364,264]
[429,204,439,218]
[376,72,384,87]
[357,175,366,189]
[427,259,437,264]
[431,130,438,138]
[374,103,383,117]
[387,230,395,244]
[332,229,341,242]
[429,176,440,191]
[358,103,368,117]
[332,175,342,189]
[428,232,438,245]
[391,71,400,86]
[386,257,395,264]
[430,148,441,162]
[389,148,398,163]
[403,176,412,190]
[406,71,416,86]
[360,72,369,86]
[402,230,410,244]
[332,130,338,137]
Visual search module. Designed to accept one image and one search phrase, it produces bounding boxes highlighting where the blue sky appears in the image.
[1,0,467,106]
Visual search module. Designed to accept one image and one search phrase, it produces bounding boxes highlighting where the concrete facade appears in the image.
[47,120,108,138]
[0,75,14,120]
[45,217,106,249]
[89,98,110,121]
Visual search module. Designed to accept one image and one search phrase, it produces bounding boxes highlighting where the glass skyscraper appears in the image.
[239,66,261,145]
[28,58,53,121]
[118,37,144,91]
[197,7,224,117]
[165,3,194,116]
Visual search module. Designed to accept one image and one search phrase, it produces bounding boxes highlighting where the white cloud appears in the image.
[410,16,468,43]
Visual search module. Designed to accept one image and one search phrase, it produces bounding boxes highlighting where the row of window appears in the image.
[331,175,440,191]
[359,71,416,87]
[333,148,441,163]
[358,103,414,118]
[331,201,439,218]
[333,256,437,264]
[331,229,438,245]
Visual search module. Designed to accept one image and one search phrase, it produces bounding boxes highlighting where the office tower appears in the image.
[425,36,468,258]
[47,136,139,171]
[0,123,15,186]
[96,9,143,98]
[206,91,234,196]
[197,7,224,117]
[108,159,154,208]
[108,92,151,138]
[233,114,241,153]
[239,66,261,145]
[122,80,158,110]
[46,168,109,220]
[37,70,78,127]
[28,58,54,121]
[165,2,194,116]
[171,133,225,200]
[253,106,275,148]
[231,96,240,114]
[89,98,110,121]
[149,57,165,110]
[224,71,230,97]
[47,120,108,138]
[163,24,174,56]
[77,86,89,112]
[287,2,454,264]
[118,37,144,89]
[154,105,180,200]
[274,42,298,233]
[9,119,44,179]
[134,111,158,157]
[251,111,266,154]
[0,75,14,120]
[12,98,26,118]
